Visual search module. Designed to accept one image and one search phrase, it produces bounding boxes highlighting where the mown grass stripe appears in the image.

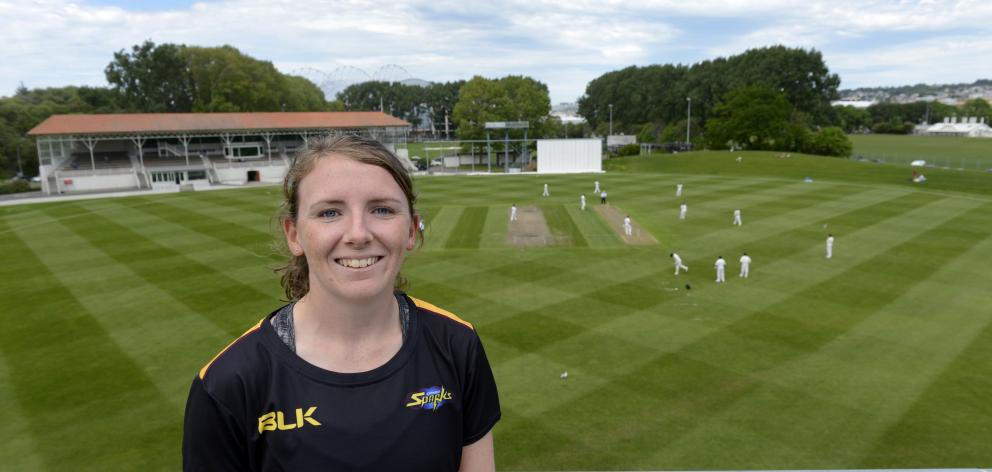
[48,202,277,337]
[0,218,178,471]
[12,210,237,411]
[118,197,280,262]
[541,204,587,247]
[0,351,44,471]
[479,204,509,248]
[649,203,992,468]
[445,206,488,249]
[421,206,463,250]
[497,195,981,468]
[566,204,622,248]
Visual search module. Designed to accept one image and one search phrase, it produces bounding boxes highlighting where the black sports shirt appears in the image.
[182,293,501,471]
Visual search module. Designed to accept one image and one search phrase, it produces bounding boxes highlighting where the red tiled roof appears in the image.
[28,112,410,136]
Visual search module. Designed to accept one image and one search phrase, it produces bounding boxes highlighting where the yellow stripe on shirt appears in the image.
[198,318,265,379]
[410,297,474,330]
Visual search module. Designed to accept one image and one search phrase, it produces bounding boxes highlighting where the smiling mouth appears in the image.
[335,256,382,269]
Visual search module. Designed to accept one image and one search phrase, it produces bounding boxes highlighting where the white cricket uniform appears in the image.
[510,206,518,221]
[672,253,689,275]
[679,203,687,220]
[580,195,586,210]
[733,209,742,226]
[826,236,834,258]
[418,220,425,232]
[676,184,683,197]
[594,181,601,194]
[715,257,726,283]
[623,217,632,236]
[739,255,751,278]
[543,184,549,197]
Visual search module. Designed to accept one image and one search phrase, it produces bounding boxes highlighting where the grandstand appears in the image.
[28,112,410,194]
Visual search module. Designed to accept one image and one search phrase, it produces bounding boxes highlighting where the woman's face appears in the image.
[284,155,416,303]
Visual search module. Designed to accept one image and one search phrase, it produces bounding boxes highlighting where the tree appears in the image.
[0,85,123,177]
[805,127,852,157]
[832,105,871,133]
[337,80,465,135]
[452,75,551,141]
[705,85,796,151]
[452,76,511,141]
[107,42,329,113]
[960,98,992,123]
[105,40,194,112]
[578,46,839,133]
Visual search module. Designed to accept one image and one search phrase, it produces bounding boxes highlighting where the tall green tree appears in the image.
[705,85,806,151]
[451,75,550,141]
[107,41,328,113]
[0,85,122,177]
[338,80,465,134]
[105,40,194,112]
[452,76,511,141]
[578,45,840,135]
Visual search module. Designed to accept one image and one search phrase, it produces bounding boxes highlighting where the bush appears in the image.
[805,127,853,157]
[616,143,640,156]
[0,179,32,195]
[871,119,913,134]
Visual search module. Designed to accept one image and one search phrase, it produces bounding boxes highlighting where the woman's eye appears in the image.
[319,209,340,218]
[373,207,395,216]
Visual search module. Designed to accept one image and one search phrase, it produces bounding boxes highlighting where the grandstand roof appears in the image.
[28,112,410,136]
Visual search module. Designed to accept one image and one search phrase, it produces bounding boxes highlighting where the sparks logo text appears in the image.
[406,386,453,411]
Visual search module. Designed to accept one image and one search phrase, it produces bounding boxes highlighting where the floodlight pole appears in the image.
[686,97,692,147]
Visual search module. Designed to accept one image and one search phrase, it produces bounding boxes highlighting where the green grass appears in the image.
[2,151,992,470]
[540,204,587,247]
[849,134,992,170]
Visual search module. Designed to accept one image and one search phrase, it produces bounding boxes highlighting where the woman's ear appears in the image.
[283,218,305,256]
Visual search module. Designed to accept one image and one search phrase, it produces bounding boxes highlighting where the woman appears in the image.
[183,135,500,471]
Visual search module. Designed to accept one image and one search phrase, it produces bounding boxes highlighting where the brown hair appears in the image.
[275,134,421,301]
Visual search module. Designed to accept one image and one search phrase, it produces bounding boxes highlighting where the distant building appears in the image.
[28,112,409,195]
[831,100,876,109]
[917,116,992,138]
[551,102,586,125]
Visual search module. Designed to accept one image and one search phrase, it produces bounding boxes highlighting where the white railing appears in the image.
[212,160,286,170]
[57,168,136,177]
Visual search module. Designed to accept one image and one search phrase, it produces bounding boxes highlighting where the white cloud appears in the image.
[1,0,991,102]
[827,34,992,89]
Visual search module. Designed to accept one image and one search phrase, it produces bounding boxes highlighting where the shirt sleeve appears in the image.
[462,333,501,446]
[183,376,250,472]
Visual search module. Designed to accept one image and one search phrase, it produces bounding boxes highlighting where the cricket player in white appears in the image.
[594,181,601,194]
[676,183,683,197]
[679,203,687,220]
[715,256,727,283]
[623,216,632,236]
[670,252,689,275]
[510,204,518,222]
[543,183,550,197]
[580,194,586,210]
[733,209,742,226]
[826,234,834,258]
[739,253,751,278]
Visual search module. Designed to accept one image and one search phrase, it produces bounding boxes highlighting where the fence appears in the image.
[849,153,992,172]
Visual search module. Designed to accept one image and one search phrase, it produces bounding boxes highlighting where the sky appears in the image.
[2,0,991,104]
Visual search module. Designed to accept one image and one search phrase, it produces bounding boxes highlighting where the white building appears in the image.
[28,112,410,194]
[919,116,992,138]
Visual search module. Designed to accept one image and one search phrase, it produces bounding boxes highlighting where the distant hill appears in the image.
[840,79,992,104]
